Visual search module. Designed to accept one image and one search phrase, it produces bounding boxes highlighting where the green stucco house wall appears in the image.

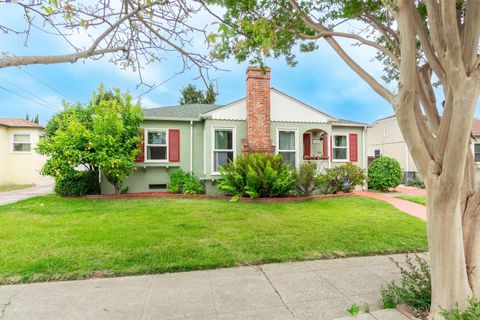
[100,67,368,195]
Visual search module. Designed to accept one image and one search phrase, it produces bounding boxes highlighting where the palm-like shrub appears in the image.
[294,162,318,196]
[219,153,295,200]
[368,157,402,191]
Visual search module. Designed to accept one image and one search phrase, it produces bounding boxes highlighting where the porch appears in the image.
[302,128,330,174]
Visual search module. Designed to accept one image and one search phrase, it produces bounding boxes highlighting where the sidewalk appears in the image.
[0,184,53,206]
[0,254,417,320]
[354,191,427,221]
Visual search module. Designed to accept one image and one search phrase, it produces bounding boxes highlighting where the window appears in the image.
[146,129,167,161]
[12,134,31,152]
[474,143,480,162]
[332,135,348,161]
[213,128,234,173]
[278,130,296,167]
[374,149,381,157]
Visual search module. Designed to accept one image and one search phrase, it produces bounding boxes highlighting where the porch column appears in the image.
[328,132,332,168]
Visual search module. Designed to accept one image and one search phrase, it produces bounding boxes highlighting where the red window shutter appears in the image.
[135,131,145,162]
[330,135,333,160]
[323,133,328,159]
[303,133,311,158]
[349,133,358,162]
[169,129,180,162]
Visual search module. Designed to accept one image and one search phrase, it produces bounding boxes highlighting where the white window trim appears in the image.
[211,126,236,175]
[276,127,299,168]
[11,132,32,154]
[144,128,169,163]
[332,133,349,162]
[473,142,480,163]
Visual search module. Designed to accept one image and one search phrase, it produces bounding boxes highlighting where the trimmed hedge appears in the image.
[54,171,100,197]
[368,157,402,191]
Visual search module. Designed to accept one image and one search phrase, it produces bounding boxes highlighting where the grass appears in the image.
[396,195,426,206]
[0,195,427,284]
[0,184,33,192]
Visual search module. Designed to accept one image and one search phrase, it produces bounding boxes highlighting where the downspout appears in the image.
[190,120,193,173]
[363,125,368,191]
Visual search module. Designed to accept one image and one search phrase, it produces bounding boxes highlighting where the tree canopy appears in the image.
[179,83,217,105]
[37,85,143,193]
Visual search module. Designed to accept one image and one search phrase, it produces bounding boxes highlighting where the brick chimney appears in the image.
[242,66,275,153]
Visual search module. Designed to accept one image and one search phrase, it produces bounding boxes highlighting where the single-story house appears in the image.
[100,67,369,194]
[0,118,52,186]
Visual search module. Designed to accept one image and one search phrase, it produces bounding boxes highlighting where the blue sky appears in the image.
[0,2,460,125]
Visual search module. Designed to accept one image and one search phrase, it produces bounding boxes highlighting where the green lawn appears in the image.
[0,184,33,192]
[396,195,426,205]
[0,195,427,284]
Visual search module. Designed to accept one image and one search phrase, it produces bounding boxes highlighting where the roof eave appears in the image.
[144,116,201,122]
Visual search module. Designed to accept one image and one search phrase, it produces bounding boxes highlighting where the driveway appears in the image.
[0,254,416,320]
[0,185,53,206]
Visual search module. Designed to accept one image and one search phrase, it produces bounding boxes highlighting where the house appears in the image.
[367,115,418,182]
[100,67,368,194]
[368,116,480,184]
[0,118,52,186]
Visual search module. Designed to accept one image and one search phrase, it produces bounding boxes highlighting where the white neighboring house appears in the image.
[0,118,52,186]
[368,116,480,184]
[367,115,418,182]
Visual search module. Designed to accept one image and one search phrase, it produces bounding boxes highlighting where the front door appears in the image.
[303,133,311,159]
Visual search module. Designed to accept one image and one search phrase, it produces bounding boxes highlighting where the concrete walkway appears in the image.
[0,184,53,206]
[0,254,416,320]
[354,191,427,221]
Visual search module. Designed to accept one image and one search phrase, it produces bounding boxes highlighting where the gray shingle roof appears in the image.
[330,118,368,126]
[143,104,221,121]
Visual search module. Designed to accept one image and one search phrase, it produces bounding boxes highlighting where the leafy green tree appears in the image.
[179,83,217,105]
[37,85,143,194]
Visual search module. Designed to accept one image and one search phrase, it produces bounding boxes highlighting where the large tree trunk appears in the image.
[427,176,472,316]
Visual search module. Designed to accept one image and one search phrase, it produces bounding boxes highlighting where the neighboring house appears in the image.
[367,115,418,181]
[368,116,480,183]
[101,67,368,194]
[0,118,52,186]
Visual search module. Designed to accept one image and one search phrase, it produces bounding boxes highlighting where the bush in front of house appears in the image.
[316,162,366,194]
[54,170,100,197]
[219,153,295,200]
[294,162,318,196]
[167,169,203,194]
[368,156,402,191]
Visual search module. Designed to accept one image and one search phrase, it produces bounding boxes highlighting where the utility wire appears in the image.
[17,67,75,102]
[134,72,182,100]
[0,85,62,112]
[0,77,62,111]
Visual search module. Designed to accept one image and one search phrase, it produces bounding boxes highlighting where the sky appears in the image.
[0,1,468,126]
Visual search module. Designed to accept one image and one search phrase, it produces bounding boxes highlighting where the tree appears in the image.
[0,1,216,84]
[208,0,480,317]
[37,85,143,194]
[179,83,217,104]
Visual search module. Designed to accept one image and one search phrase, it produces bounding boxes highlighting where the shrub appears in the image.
[380,254,431,316]
[316,162,366,194]
[294,162,318,196]
[54,170,100,197]
[406,176,425,189]
[368,157,402,191]
[218,153,295,200]
[441,299,480,319]
[167,169,203,194]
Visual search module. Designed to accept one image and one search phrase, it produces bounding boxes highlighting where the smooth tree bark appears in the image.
[210,0,480,317]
